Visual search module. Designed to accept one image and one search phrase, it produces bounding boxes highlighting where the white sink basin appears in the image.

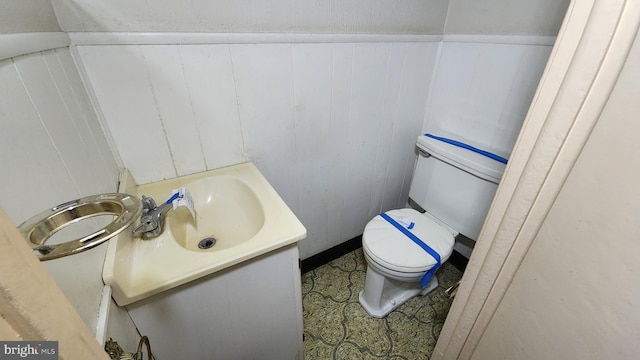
[103,162,306,306]
[169,176,265,252]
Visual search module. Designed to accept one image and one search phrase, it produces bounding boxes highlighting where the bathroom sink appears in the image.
[168,176,265,252]
[102,162,306,306]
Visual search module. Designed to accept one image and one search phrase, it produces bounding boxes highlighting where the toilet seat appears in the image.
[363,209,454,273]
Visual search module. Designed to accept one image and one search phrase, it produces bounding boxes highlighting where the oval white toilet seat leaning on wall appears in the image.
[358,133,508,318]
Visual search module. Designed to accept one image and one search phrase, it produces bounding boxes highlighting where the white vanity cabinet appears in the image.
[125,244,304,360]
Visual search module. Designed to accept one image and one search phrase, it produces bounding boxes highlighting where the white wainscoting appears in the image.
[74,34,555,259]
[0,47,121,336]
[423,40,554,156]
[0,48,118,224]
[76,41,439,258]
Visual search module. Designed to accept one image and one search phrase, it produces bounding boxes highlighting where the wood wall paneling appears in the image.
[0,48,120,335]
[77,45,177,184]
[178,45,246,171]
[424,42,553,156]
[76,38,551,259]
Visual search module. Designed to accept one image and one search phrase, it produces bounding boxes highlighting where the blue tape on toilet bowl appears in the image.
[380,213,441,288]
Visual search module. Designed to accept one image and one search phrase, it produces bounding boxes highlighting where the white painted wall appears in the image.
[0,47,121,336]
[76,41,439,258]
[0,49,118,222]
[471,29,640,360]
[58,0,567,259]
[423,39,554,156]
[0,34,139,350]
[444,0,568,36]
[52,0,569,36]
[73,35,556,259]
[0,1,60,33]
[52,0,448,34]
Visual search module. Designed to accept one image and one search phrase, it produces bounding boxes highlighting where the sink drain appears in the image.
[198,237,217,249]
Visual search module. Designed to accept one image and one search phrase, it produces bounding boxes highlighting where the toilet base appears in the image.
[358,266,439,318]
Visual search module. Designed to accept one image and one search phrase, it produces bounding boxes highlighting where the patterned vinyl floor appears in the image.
[302,248,463,360]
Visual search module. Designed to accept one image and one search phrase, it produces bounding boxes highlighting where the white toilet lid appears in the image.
[363,208,455,273]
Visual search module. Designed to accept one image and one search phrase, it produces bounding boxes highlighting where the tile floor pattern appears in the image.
[302,248,463,360]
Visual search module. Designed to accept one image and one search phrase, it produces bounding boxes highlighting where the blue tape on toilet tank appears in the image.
[380,213,440,289]
[424,133,508,164]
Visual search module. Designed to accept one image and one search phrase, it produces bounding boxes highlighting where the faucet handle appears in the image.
[133,214,158,235]
[141,195,157,213]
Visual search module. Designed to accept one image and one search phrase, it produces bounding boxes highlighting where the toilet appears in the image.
[358,133,507,318]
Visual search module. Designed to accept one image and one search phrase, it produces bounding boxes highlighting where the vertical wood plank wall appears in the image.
[76,38,553,259]
[76,42,437,258]
[0,48,120,334]
[425,41,553,155]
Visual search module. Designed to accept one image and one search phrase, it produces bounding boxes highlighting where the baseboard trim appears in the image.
[448,250,469,272]
[301,236,362,274]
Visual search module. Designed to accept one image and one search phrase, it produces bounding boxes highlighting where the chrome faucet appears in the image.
[133,194,176,239]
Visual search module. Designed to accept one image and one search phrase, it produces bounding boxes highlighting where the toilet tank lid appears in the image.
[417,134,507,184]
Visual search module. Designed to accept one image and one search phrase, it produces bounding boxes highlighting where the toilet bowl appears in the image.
[358,208,455,318]
[358,133,507,318]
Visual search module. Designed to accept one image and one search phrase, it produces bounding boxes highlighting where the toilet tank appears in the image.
[408,134,507,240]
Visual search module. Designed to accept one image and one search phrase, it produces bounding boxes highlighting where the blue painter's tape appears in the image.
[424,133,508,164]
[166,192,180,204]
[380,213,440,288]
